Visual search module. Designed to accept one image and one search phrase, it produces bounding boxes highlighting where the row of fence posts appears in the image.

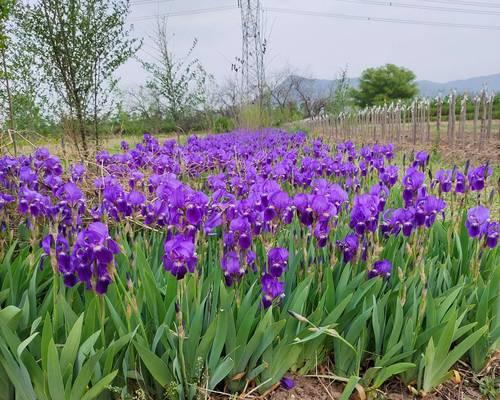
[307,91,498,150]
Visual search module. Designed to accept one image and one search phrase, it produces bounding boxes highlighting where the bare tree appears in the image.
[290,74,329,119]
[126,86,163,134]
[214,77,241,121]
[266,67,296,114]
[141,18,209,129]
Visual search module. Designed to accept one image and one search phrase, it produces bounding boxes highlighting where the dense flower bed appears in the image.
[0,129,498,400]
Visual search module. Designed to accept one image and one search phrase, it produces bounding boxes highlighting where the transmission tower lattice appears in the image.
[237,0,266,103]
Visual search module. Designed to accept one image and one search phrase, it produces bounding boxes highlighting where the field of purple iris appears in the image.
[0,129,498,399]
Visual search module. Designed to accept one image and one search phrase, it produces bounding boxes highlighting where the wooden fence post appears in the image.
[487,95,493,140]
[448,92,456,148]
[473,95,480,143]
[479,90,486,150]
[459,95,467,146]
[412,101,417,146]
[436,96,442,146]
[426,100,431,143]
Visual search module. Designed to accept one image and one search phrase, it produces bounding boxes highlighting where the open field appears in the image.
[0,129,498,400]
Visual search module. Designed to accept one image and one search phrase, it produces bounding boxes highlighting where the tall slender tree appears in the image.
[0,0,16,153]
[141,18,209,128]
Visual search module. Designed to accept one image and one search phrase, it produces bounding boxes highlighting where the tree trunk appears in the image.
[1,48,16,155]
[75,105,88,157]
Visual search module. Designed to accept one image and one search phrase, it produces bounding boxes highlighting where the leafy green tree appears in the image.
[0,0,16,151]
[2,3,51,137]
[19,0,139,154]
[351,64,418,107]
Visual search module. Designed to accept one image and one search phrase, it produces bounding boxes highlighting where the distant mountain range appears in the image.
[280,73,500,102]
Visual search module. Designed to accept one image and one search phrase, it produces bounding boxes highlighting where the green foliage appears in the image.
[0,210,498,399]
[326,68,352,115]
[212,115,234,133]
[239,104,270,128]
[19,0,140,151]
[351,64,419,107]
[0,0,15,50]
[141,18,210,129]
[0,154,498,398]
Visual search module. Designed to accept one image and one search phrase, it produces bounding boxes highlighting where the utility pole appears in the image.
[237,0,266,108]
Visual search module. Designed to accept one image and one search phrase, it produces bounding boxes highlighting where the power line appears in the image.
[265,6,500,30]
[333,0,500,16]
[130,5,238,22]
[419,0,500,9]
[130,0,174,5]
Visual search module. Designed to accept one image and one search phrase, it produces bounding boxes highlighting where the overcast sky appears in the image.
[118,0,500,90]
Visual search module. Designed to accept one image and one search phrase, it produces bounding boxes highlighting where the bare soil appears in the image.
[208,354,500,400]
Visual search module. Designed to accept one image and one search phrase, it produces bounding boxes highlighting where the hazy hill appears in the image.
[279,73,500,102]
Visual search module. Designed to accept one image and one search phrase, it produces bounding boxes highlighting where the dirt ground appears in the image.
[208,354,499,400]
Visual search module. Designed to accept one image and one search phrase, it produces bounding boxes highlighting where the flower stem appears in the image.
[177,280,190,397]
[99,295,106,347]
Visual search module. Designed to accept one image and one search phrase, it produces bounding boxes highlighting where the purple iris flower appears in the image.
[468,165,492,191]
[380,165,399,187]
[388,208,415,237]
[127,190,146,208]
[336,232,359,262]
[403,167,425,206]
[349,194,380,235]
[311,194,336,223]
[163,234,197,280]
[19,166,37,186]
[413,151,429,169]
[383,143,394,160]
[18,188,51,217]
[0,193,15,210]
[79,223,119,291]
[221,251,244,286]
[204,211,222,234]
[414,195,446,228]
[313,221,330,248]
[62,182,84,206]
[368,260,392,279]
[229,217,252,250]
[70,164,86,182]
[434,170,452,193]
[455,171,466,193]
[485,222,498,248]
[372,157,385,173]
[268,247,288,277]
[280,377,295,390]
[465,206,490,237]
[294,194,314,226]
[34,147,50,161]
[359,160,368,176]
[44,174,63,193]
[370,183,389,211]
[44,222,119,293]
[266,190,292,224]
[261,273,285,308]
[128,171,144,189]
